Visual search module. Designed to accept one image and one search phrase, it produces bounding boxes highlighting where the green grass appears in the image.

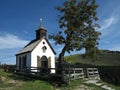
[13,80,55,90]
[0,69,55,90]
[67,79,84,90]
[65,53,120,66]
[0,69,12,76]
[56,79,83,90]
[1,69,120,90]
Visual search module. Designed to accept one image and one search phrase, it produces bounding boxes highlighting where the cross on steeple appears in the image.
[40,18,43,27]
[39,18,45,29]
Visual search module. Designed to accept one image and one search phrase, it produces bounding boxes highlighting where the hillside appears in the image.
[1,69,120,90]
[65,52,120,66]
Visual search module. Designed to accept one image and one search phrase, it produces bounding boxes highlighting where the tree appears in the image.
[49,0,101,69]
[82,28,101,59]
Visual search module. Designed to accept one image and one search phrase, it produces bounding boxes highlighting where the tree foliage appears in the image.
[49,0,101,62]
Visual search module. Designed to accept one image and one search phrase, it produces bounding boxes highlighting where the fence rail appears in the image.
[87,68,100,79]
[64,68,84,80]
[14,67,100,80]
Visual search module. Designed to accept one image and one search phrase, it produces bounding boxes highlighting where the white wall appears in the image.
[31,39,55,73]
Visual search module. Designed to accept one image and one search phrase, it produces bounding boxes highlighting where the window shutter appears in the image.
[37,56,41,67]
[48,57,51,68]
[19,57,21,69]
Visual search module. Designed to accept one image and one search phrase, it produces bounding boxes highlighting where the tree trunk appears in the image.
[58,45,66,82]
[85,47,88,55]
[58,45,66,67]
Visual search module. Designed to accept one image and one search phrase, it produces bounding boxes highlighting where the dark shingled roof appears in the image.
[16,37,56,55]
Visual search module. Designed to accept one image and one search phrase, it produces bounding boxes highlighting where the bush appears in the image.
[98,66,120,86]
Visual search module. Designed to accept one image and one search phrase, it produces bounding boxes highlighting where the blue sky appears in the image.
[0,0,120,64]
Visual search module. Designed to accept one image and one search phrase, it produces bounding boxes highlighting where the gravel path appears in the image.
[74,84,91,90]
[56,79,115,90]
[84,79,115,90]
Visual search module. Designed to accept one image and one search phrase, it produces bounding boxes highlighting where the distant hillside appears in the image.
[65,51,120,66]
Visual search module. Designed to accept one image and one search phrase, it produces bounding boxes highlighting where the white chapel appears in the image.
[16,19,56,73]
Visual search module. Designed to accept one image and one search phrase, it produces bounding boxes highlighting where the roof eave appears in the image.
[15,51,31,56]
[44,38,56,55]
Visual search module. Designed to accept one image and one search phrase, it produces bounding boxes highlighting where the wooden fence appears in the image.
[15,67,55,75]
[87,68,100,79]
[64,68,100,80]
[64,68,84,80]
[14,67,100,80]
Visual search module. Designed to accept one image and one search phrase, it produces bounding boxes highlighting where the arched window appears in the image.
[23,55,26,68]
[42,46,47,53]
[19,57,21,69]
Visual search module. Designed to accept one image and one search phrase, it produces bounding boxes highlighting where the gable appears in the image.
[32,38,56,55]
[44,38,56,55]
[16,37,56,55]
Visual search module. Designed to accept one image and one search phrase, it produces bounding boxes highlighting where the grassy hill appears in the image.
[65,52,120,66]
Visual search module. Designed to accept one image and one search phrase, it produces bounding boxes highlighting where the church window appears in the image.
[43,42,45,44]
[20,55,27,69]
[19,57,21,69]
[42,46,47,53]
[23,55,26,68]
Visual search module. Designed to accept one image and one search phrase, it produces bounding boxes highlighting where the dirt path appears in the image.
[84,79,115,90]
[74,84,91,90]
[72,79,116,90]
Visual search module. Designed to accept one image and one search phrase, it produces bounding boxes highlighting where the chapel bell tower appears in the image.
[36,18,47,40]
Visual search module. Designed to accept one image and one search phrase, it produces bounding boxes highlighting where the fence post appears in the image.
[74,68,76,79]
[68,61,71,85]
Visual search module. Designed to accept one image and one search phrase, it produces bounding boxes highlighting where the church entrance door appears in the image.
[41,56,48,68]
[41,56,49,73]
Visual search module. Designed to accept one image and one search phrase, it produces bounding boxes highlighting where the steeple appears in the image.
[36,18,47,40]
[39,18,45,29]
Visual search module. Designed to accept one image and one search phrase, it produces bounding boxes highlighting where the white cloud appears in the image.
[99,40,120,51]
[99,17,117,31]
[109,44,120,51]
[0,34,29,49]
